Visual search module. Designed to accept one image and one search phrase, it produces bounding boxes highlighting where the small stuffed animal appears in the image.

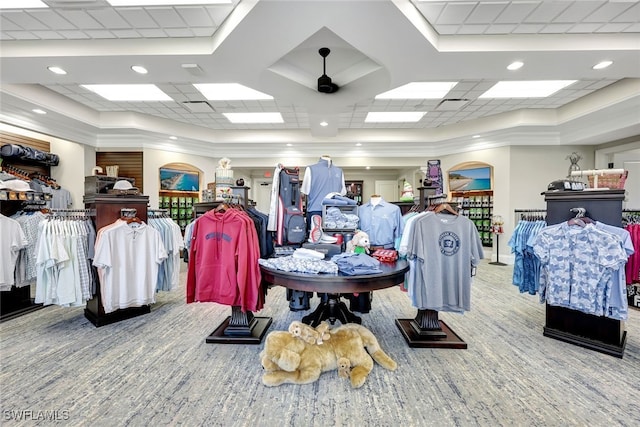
[346,230,370,254]
[337,357,351,379]
[288,320,331,345]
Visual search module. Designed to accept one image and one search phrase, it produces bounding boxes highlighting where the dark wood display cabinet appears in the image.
[83,193,150,327]
[543,189,627,358]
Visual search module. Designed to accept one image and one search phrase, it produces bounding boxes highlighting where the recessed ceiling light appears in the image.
[320,121,328,127]
[365,112,426,123]
[223,112,284,124]
[286,143,293,147]
[507,61,524,71]
[107,1,231,5]
[193,83,273,100]
[366,166,371,170]
[47,66,67,75]
[169,136,177,140]
[32,109,46,114]
[81,84,172,101]
[0,0,47,8]
[472,135,480,138]
[375,82,458,99]
[593,61,613,70]
[356,143,362,147]
[479,80,577,98]
[131,65,148,74]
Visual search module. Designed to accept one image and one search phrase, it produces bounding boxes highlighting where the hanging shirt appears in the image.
[532,223,628,317]
[406,213,484,312]
[93,222,167,314]
[0,214,28,291]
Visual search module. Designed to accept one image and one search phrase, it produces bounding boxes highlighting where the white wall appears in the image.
[49,138,87,209]
[0,123,87,209]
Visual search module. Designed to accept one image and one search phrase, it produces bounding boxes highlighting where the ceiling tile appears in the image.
[466,2,508,24]
[3,11,49,30]
[4,31,39,40]
[494,2,539,24]
[438,2,476,25]
[112,29,142,38]
[85,30,116,38]
[118,8,158,29]
[146,8,186,28]
[555,1,605,23]
[28,10,75,29]
[512,23,545,33]
[596,23,634,33]
[60,10,103,30]
[175,6,215,27]
[58,30,91,39]
[87,9,130,29]
[524,2,570,23]
[137,28,168,37]
[31,30,64,39]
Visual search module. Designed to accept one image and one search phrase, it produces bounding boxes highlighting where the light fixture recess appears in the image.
[47,66,67,75]
[507,61,524,71]
[593,61,613,70]
[131,65,148,74]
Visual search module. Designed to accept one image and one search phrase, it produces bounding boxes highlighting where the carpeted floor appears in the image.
[1,260,638,427]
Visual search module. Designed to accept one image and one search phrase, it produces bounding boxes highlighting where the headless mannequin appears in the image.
[370,195,382,206]
[300,154,346,231]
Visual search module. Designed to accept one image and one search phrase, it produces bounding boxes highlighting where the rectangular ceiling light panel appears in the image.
[194,83,273,101]
[108,1,231,6]
[0,0,48,8]
[365,112,426,123]
[81,84,172,101]
[223,112,283,124]
[479,80,577,98]
[375,82,458,99]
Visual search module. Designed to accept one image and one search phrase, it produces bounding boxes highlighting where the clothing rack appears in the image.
[514,209,547,222]
[148,209,170,218]
[48,208,95,219]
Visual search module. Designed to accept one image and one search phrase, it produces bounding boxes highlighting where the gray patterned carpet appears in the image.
[1,260,639,427]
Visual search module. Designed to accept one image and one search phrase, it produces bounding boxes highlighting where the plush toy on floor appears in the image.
[288,320,331,345]
[260,322,397,388]
[345,230,370,255]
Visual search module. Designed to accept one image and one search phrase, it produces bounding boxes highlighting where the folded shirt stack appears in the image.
[330,253,382,275]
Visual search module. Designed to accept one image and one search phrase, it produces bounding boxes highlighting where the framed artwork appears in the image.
[159,167,200,192]
[448,166,492,192]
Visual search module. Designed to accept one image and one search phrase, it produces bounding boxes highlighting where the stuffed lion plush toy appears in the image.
[260,322,397,388]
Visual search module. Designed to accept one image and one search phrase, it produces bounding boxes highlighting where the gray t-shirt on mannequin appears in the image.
[406,213,484,312]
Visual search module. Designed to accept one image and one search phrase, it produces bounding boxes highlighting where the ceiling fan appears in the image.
[317,47,339,94]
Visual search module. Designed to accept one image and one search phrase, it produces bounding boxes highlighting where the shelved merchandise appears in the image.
[345,180,363,205]
[450,190,493,247]
[159,191,198,232]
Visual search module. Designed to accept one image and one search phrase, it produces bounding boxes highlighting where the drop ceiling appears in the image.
[0,0,639,166]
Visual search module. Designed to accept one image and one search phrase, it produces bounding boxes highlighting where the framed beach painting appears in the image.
[160,167,200,192]
[448,164,492,192]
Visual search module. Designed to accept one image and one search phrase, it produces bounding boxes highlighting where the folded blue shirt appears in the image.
[331,253,382,275]
[322,192,357,206]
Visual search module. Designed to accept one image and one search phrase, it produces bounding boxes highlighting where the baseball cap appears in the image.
[1,179,34,192]
[113,180,133,190]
